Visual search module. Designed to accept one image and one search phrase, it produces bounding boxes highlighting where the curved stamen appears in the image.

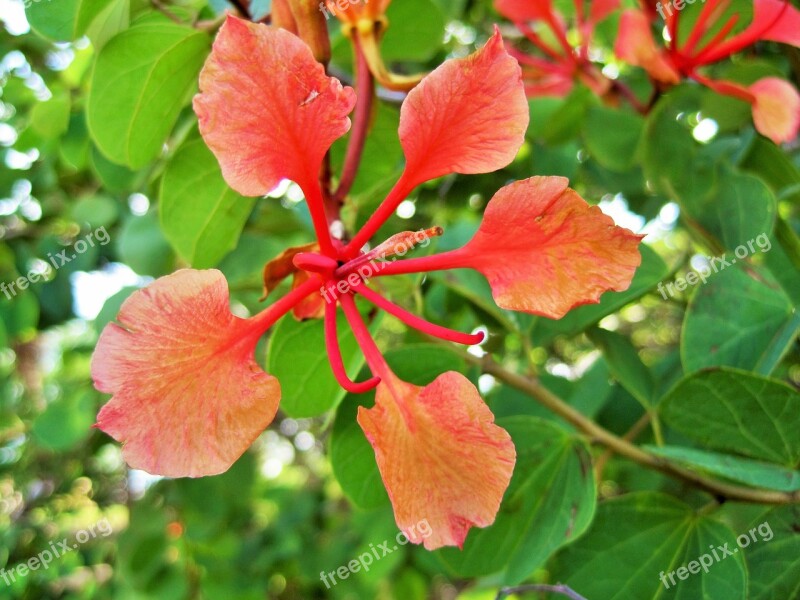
[324,296,381,393]
[352,280,485,346]
[339,293,392,380]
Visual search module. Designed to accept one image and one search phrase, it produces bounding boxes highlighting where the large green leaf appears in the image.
[382,0,444,62]
[583,106,644,172]
[679,165,777,253]
[554,492,747,600]
[746,507,800,600]
[436,416,596,584]
[27,0,129,48]
[660,369,800,466]
[87,21,209,167]
[645,446,800,493]
[681,265,798,375]
[160,138,255,268]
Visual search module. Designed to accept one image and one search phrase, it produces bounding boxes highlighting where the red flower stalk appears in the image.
[616,0,800,142]
[91,16,642,550]
[494,0,620,98]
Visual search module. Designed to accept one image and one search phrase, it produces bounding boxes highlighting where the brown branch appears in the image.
[456,349,800,505]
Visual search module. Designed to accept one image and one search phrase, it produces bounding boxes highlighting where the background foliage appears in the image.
[1,0,799,598]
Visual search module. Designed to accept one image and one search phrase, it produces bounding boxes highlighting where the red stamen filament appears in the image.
[352,280,484,346]
[339,293,392,380]
[681,0,726,56]
[324,297,381,393]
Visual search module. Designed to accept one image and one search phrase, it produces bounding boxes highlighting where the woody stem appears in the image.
[448,345,800,505]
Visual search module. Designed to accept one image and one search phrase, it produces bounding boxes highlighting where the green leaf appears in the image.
[87,22,209,167]
[583,106,644,172]
[267,311,369,418]
[160,138,255,268]
[554,492,747,600]
[679,164,777,253]
[90,145,140,192]
[117,211,175,277]
[27,0,128,47]
[660,368,800,466]
[70,195,120,229]
[746,507,800,600]
[382,0,444,62]
[330,392,391,510]
[681,265,797,375]
[644,446,800,492]
[587,328,655,407]
[436,416,596,584]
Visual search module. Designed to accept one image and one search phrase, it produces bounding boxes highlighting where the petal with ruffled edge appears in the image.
[451,177,643,318]
[397,27,528,187]
[193,16,356,196]
[750,77,800,144]
[358,371,515,550]
[615,10,680,83]
[92,269,280,478]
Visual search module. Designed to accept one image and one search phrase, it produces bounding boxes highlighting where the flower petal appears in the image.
[749,77,800,144]
[193,16,356,196]
[397,27,528,187]
[92,269,280,478]
[454,176,643,318]
[358,371,515,550]
[614,10,680,83]
[261,242,319,300]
